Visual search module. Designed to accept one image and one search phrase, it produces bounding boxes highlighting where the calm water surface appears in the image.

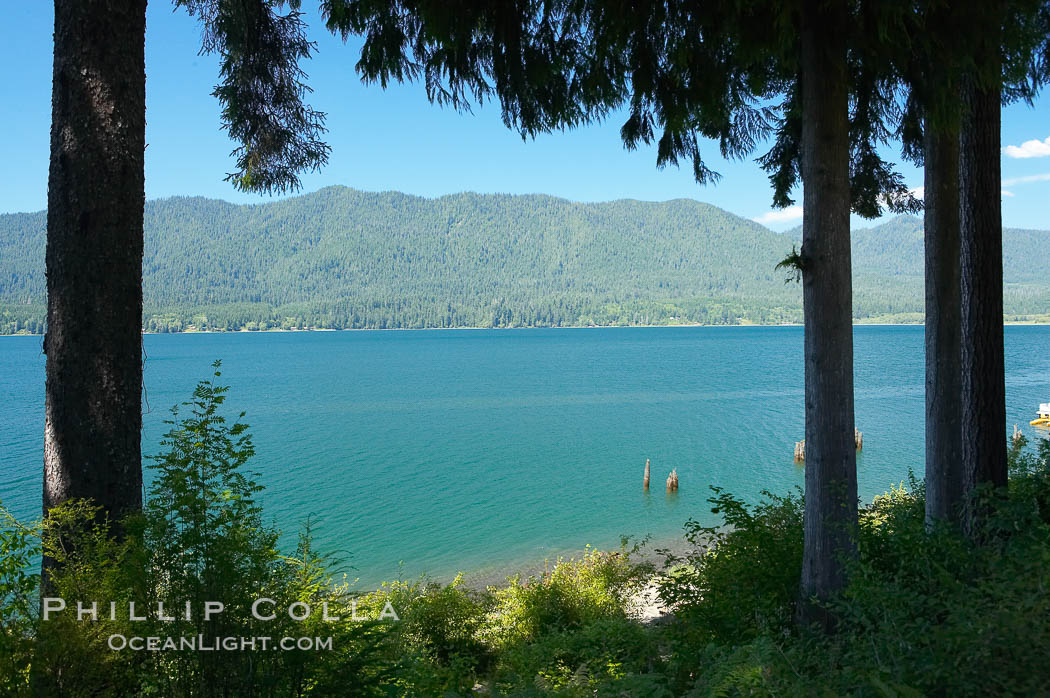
[2,326,1048,587]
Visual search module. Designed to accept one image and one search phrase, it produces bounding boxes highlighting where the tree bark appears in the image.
[44,0,146,536]
[959,39,1006,538]
[796,0,857,630]
[923,124,964,526]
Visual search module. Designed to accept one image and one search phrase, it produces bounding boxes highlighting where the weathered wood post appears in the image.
[643,458,651,491]
[666,468,679,492]
[797,430,861,463]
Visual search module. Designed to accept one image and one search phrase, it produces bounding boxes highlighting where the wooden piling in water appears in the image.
[666,468,678,492]
[1013,424,1023,447]
[795,429,863,462]
[644,459,650,491]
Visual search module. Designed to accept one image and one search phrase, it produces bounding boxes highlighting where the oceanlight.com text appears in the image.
[107,635,333,651]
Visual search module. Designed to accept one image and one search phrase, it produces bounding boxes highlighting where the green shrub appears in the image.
[1007,430,1050,526]
[486,546,647,648]
[491,617,669,697]
[815,437,1050,696]
[0,503,39,696]
[674,436,1050,697]
[658,487,804,647]
[397,574,491,666]
[29,363,394,697]
[351,573,492,693]
[347,546,653,694]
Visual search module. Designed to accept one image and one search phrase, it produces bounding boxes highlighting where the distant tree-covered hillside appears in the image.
[1,187,1048,333]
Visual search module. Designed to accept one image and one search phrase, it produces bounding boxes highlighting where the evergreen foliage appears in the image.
[177,0,330,194]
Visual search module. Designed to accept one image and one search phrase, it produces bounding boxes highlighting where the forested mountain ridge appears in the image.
[2,186,1048,333]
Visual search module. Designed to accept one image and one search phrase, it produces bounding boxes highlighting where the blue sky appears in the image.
[3,3,1049,231]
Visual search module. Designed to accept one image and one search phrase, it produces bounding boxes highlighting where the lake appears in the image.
[2,326,1048,587]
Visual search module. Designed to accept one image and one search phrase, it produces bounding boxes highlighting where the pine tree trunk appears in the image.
[44,0,146,532]
[959,45,1006,537]
[796,0,857,630]
[924,125,964,526]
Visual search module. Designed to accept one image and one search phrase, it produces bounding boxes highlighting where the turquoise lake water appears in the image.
[2,326,1048,587]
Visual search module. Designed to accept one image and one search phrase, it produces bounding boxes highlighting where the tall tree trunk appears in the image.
[44,0,146,541]
[959,26,1006,537]
[796,0,857,630]
[923,124,964,526]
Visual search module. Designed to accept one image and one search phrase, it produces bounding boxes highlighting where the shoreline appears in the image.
[373,534,705,592]
[350,534,707,623]
[2,319,1048,338]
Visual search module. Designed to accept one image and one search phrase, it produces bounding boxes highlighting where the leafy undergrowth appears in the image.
[3,368,1050,695]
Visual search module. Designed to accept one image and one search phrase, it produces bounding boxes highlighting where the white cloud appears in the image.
[1001,190,1015,197]
[753,206,803,224]
[1003,137,1050,159]
[909,186,925,200]
[1001,172,1050,186]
